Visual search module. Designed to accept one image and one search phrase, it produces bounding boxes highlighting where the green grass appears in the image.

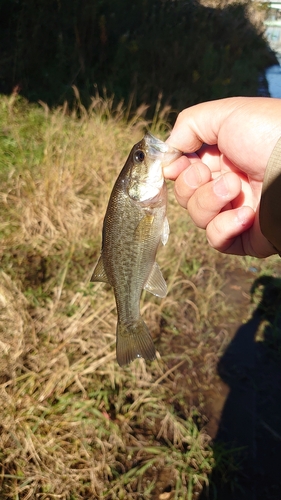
[0,93,280,499]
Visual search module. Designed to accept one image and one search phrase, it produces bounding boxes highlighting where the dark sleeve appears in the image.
[259,137,281,255]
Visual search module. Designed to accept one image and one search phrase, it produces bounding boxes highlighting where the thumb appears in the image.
[166,97,249,153]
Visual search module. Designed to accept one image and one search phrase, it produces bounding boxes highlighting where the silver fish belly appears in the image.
[91,132,182,366]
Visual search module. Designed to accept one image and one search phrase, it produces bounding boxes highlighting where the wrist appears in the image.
[259,136,281,255]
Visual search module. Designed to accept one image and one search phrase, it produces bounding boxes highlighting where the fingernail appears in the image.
[236,206,250,226]
[183,165,201,188]
[213,175,229,197]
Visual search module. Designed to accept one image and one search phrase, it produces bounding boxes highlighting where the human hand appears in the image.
[165,97,281,258]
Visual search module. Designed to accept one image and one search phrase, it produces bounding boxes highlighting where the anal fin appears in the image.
[144,262,167,298]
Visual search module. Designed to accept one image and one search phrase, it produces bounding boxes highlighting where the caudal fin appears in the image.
[116,318,156,367]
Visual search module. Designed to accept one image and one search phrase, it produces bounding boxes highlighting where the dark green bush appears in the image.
[0,0,276,114]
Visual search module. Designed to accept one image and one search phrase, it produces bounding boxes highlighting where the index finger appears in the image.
[166,97,281,178]
[166,97,248,153]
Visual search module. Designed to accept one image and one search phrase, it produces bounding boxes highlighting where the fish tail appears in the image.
[116,318,156,367]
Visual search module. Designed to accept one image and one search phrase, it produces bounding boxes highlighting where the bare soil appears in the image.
[200,269,281,500]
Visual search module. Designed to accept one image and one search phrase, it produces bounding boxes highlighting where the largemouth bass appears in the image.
[91,132,182,366]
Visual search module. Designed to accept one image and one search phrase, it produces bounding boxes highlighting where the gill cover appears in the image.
[128,133,168,203]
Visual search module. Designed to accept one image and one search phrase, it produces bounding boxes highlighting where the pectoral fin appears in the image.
[161,216,169,246]
[134,215,154,242]
[144,262,167,298]
[91,255,109,283]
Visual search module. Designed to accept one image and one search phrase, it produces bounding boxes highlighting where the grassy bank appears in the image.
[0,94,280,499]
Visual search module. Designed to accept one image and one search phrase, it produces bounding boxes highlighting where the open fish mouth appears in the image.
[144,132,182,167]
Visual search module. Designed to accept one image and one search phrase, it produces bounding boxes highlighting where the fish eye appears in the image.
[134,150,145,163]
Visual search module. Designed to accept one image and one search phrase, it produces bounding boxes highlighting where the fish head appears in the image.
[127,132,182,204]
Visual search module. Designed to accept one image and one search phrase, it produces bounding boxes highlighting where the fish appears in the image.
[91,132,182,366]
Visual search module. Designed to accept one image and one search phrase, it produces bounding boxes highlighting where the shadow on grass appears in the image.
[201,275,281,500]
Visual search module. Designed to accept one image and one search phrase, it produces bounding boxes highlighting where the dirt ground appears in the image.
[200,270,281,500]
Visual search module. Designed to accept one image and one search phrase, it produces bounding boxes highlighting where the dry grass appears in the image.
[0,92,280,499]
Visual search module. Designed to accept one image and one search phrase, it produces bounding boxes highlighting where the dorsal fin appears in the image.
[90,255,109,283]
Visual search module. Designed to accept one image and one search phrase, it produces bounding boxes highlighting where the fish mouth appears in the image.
[131,132,182,204]
[144,132,182,167]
